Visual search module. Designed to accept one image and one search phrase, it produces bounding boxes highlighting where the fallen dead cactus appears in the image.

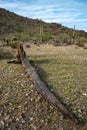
[15,43,85,125]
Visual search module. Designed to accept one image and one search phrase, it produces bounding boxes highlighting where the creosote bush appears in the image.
[76,42,84,47]
[6,37,18,49]
[8,41,18,49]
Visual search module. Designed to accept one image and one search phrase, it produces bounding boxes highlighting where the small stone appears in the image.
[21,73,24,76]
[41,120,44,123]
[21,119,26,124]
[4,115,10,121]
[29,117,33,121]
[50,106,54,110]
[0,120,4,128]
[5,93,8,96]
[78,109,81,113]
[16,118,19,121]
[26,93,28,96]
[18,105,21,108]
[45,122,48,125]
[24,101,27,104]
[82,93,87,96]
[19,116,22,119]
[30,124,37,130]
[17,81,20,84]
[9,102,12,105]
[24,107,28,110]
[30,98,33,101]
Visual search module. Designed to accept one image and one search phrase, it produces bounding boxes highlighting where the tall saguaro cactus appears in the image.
[40,19,43,43]
[73,25,75,44]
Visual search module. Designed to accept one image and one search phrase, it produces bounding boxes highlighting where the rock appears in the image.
[0,120,5,129]
[4,115,10,121]
[30,124,37,130]
[29,117,33,121]
[21,119,26,124]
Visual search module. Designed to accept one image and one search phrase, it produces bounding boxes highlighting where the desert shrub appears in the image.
[66,38,75,45]
[76,42,84,47]
[83,44,87,49]
[53,42,60,46]
[79,37,87,43]
[42,33,52,42]
[53,39,60,46]
[8,41,18,49]
[7,37,18,49]
[33,34,40,41]
[55,39,60,43]
[56,34,68,45]
[76,37,87,47]
[25,44,30,48]
[60,26,66,31]
[20,32,30,41]
[33,32,52,42]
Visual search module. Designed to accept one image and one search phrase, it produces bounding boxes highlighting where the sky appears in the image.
[0,0,87,32]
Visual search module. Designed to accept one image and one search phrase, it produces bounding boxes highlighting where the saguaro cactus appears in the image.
[73,25,75,44]
[40,19,43,43]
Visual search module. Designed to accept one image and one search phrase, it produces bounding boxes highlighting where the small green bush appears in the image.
[53,39,60,46]
[6,37,18,49]
[42,33,52,42]
[76,42,84,47]
[8,41,18,49]
[20,32,30,41]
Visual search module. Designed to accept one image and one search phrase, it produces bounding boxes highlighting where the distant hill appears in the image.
[0,8,87,45]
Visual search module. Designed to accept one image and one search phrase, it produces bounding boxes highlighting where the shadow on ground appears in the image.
[29,58,87,125]
[0,49,14,60]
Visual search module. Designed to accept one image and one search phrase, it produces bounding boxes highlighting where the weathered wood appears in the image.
[17,43,26,63]
[7,43,26,64]
[17,43,80,124]
[7,60,21,64]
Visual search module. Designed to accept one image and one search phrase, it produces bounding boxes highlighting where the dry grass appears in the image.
[0,44,87,129]
[25,44,87,122]
[0,45,82,130]
[0,46,17,60]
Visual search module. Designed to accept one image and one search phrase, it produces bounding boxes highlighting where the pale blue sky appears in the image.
[0,0,87,31]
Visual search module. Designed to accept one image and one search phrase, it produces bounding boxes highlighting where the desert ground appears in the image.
[0,44,87,130]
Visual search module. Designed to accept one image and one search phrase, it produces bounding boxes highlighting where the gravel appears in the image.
[0,58,87,130]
